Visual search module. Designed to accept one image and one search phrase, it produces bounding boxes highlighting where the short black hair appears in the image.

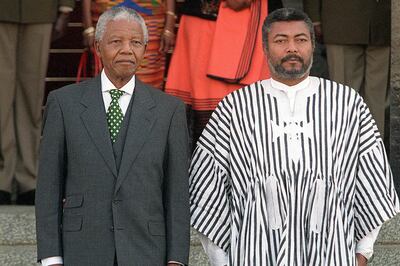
[262,8,315,50]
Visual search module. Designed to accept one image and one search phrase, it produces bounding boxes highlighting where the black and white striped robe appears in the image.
[189,77,400,266]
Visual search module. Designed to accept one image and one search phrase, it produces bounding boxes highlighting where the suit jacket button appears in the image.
[110,226,114,232]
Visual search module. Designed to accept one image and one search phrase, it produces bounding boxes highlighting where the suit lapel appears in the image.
[114,80,156,194]
[80,76,118,177]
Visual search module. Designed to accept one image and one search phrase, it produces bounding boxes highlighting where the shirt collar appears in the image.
[101,70,135,95]
[270,76,310,94]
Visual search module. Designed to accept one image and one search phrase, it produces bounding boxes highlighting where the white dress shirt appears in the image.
[100,70,136,115]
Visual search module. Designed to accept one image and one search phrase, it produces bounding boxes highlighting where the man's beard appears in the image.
[268,54,313,80]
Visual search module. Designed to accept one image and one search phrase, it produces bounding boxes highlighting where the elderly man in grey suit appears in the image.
[35,7,190,266]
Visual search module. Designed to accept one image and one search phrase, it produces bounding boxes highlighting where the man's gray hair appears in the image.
[262,8,315,51]
[95,6,149,44]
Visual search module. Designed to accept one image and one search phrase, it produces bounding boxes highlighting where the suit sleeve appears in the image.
[164,101,190,264]
[35,92,66,261]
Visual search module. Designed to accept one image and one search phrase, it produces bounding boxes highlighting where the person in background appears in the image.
[189,8,399,266]
[0,0,75,205]
[303,0,390,137]
[81,0,175,89]
[165,0,281,148]
[36,7,189,266]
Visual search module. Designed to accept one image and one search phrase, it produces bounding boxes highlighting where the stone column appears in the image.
[390,0,400,193]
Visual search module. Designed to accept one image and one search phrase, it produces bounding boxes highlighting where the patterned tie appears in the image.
[107,89,124,143]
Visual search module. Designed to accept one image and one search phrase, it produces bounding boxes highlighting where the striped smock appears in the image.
[189,76,400,266]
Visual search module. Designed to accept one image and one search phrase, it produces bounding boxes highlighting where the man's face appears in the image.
[265,21,313,83]
[95,19,146,87]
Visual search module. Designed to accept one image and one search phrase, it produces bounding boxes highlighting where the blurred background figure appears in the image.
[81,0,176,89]
[0,0,75,205]
[165,0,284,148]
[303,0,391,137]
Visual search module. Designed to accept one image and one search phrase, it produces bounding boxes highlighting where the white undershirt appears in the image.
[198,77,380,266]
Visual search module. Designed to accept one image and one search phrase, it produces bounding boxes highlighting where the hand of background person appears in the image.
[160,32,175,53]
[52,12,70,42]
[224,0,251,11]
[160,24,176,53]
[356,253,368,266]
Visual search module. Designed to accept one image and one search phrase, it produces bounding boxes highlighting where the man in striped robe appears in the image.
[189,8,400,266]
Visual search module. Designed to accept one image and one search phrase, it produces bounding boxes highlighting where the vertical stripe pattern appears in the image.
[189,77,400,266]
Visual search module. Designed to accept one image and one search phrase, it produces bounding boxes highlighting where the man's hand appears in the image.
[356,253,368,266]
[224,0,251,11]
[52,12,70,41]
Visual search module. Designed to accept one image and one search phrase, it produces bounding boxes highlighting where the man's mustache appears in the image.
[281,54,304,64]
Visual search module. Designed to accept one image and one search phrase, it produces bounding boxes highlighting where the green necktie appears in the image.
[107,89,124,143]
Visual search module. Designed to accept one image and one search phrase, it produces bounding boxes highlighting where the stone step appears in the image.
[1,245,399,266]
[0,206,399,265]
[375,214,400,244]
[0,244,210,266]
[0,245,37,266]
[371,245,400,266]
[2,206,398,245]
[0,206,208,265]
[0,206,36,245]
[0,206,206,246]
[189,245,210,266]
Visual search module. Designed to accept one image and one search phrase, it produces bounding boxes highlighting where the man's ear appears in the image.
[94,40,101,57]
[263,46,269,57]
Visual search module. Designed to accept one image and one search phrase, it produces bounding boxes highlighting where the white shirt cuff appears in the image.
[356,225,381,260]
[197,230,228,266]
[41,256,63,266]
[168,261,185,265]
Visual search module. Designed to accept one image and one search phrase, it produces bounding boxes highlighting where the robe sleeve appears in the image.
[354,100,400,242]
[189,97,234,252]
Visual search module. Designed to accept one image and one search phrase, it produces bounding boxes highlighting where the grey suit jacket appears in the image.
[303,0,390,46]
[35,77,190,266]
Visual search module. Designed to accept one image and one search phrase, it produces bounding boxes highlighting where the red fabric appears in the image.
[207,0,269,84]
[165,2,269,111]
[165,16,241,110]
[76,48,102,83]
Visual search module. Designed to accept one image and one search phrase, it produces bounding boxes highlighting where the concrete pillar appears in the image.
[390,0,400,193]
